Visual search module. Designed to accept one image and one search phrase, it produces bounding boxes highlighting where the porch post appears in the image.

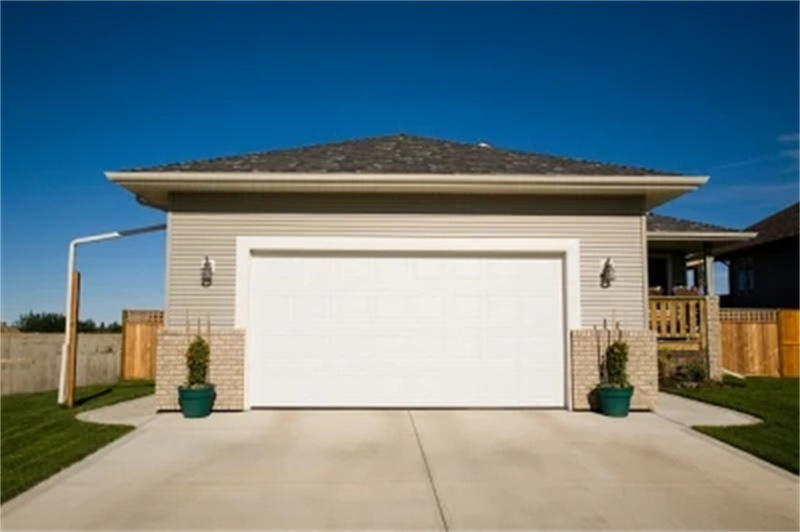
[703,242,715,296]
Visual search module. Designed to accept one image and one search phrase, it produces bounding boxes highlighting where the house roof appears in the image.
[123,134,681,176]
[716,202,799,257]
[645,214,757,252]
[646,214,739,234]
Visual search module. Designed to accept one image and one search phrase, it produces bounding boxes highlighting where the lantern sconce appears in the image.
[600,258,615,289]
[201,256,215,287]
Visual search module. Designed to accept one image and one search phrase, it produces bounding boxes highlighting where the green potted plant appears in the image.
[178,335,215,418]
[598,340,634,417]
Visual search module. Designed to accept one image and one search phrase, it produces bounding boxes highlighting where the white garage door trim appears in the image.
[235,236,581,410]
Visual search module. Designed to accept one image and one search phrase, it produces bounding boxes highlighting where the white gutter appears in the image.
[647,231,758,242]
[58,223,167,405]
[106,172,710,210]
[106,171,709,187]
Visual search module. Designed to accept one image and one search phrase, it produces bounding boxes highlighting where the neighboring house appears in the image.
[716,202,799,309]
[645,213,755,296]
[107,134,753,413]
[643,213,754,358]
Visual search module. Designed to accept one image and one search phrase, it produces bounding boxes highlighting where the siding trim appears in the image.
[164,194,175,327]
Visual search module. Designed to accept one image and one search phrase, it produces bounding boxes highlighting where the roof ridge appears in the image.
[386,134,677,176]
[119,133,682,176]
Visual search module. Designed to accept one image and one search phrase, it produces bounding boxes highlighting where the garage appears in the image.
[243,239,571,408]
[108,134,697,412]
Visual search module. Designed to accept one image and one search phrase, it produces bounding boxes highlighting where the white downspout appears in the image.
[58,223,166,405]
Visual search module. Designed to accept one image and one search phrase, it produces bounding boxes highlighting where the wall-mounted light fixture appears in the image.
[600,258,616,288]
[201,256,215,287]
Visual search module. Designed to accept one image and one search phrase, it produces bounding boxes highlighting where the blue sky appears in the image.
[1,2,798,324]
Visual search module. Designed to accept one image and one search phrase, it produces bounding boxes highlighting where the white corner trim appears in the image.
[234,236,582,410]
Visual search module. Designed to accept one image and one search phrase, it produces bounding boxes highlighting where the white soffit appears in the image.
[106,172,709,210]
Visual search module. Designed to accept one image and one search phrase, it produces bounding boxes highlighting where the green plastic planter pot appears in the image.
[598,386,634,417]
[178,385,216,418]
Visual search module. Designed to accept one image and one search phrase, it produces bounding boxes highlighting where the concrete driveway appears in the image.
[2,409,798,531]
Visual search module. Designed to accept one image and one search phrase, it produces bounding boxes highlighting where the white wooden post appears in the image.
[703,243,715,296]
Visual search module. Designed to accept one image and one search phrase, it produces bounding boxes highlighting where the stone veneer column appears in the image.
[570,329,658,411]
[705,296,723,380]
[155,328,245,411]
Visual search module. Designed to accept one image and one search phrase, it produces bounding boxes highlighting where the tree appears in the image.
[13,312,124,333]
[14,312,65,332]
[79,319,97,333]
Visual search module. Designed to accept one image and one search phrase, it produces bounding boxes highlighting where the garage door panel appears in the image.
[293,295,330,319]
[253,368,564,408]
[375,296,407,317]
[247,254,565,407]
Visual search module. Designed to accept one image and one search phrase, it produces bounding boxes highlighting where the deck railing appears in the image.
[648,296,707,351]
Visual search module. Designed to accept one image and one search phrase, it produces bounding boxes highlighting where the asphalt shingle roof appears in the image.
[123,134,680,176]
[646,214,740,233]
[716,202,799,256]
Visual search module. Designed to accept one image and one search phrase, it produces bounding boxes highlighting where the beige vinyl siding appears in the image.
[167,193,648,329]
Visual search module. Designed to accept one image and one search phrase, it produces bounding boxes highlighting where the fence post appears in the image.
[65,271,81,408]
[778,309,784,377]
[120,310,127,380]
[778,309,800,377]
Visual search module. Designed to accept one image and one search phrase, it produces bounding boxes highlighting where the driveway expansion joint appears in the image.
[407,410,449,531]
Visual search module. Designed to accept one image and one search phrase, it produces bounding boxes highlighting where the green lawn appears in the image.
[664,377,799,474]
[1,380,155,503]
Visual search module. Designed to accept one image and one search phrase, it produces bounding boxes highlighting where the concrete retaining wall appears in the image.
[0,333,122,395]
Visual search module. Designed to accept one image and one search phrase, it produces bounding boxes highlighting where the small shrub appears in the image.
[686,361,706,383]
[602,341,631,388]
[185,336,210,388]
[658,349,672,380]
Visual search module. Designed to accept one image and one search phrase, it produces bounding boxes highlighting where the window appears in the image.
[735,257,755,295]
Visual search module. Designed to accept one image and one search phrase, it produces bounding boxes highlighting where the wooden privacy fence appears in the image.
[648,297,707,351]
[778,309,799,377]
[120,310,163,380]
[720,308,800,377]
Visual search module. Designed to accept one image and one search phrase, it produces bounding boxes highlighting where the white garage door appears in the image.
[246,252,565,408]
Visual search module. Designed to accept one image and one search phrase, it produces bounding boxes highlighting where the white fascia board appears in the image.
[106,171,708,210]
[647,231,758,242]
[107,171,708,188]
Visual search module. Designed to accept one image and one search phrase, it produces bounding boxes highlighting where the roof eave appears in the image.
[106,172,708,210]
[715,233,799,258]
[647,231,758,242]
